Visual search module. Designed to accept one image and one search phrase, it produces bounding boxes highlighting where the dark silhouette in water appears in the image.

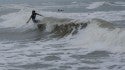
[27,10,44,23]
[58,9,64,12]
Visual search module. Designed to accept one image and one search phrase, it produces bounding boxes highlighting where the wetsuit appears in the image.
[31,13,37,23]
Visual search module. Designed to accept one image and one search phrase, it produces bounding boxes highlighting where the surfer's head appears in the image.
[32,10,35,14]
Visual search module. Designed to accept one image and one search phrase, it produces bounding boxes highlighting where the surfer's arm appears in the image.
[27,16,31,23]
[36,13,44,17]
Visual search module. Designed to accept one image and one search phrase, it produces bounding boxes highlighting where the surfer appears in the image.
[27,10,44,23]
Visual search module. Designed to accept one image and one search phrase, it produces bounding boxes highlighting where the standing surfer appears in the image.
[27,10,44,23]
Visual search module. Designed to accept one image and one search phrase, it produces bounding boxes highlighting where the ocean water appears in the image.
[0,0,125,70]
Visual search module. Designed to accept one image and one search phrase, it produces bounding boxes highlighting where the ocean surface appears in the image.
[0,0,125,70]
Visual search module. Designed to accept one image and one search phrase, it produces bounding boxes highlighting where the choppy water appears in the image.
[0,0,125,70]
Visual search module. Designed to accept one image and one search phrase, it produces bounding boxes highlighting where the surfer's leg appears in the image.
[32,19,37,23]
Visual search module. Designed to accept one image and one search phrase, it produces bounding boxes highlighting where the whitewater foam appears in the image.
[69,19,125,53]
[86,2,105,9]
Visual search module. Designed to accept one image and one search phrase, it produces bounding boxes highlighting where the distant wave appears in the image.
[86,2,105,9]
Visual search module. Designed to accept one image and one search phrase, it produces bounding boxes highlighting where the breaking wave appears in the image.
[20,17,116,40]
[36,17,88,37]
[0,15,116,41]
[36,17,115,36]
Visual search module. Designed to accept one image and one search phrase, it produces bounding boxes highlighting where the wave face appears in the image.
[37,17,88,37]
[32,17,116,39]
